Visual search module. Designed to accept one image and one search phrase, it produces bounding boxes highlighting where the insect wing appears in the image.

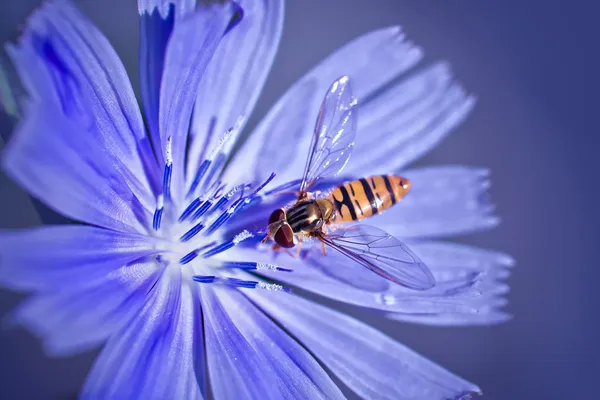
[306,244,391,292]
[320,225,436,291]
[298,76,358,196]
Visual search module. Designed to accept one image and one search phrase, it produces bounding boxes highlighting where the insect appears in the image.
[263,76,435,292]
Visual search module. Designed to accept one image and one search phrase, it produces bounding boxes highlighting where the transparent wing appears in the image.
[306,245,391,292]
[298,76,358,196]
[318,224,436,291]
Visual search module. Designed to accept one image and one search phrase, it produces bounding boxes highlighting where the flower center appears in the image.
[149,143,288,291]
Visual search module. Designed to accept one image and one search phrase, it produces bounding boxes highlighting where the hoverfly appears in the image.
[262,76,436,292]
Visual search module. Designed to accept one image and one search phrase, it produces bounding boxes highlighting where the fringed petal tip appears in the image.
[370,165,502,238]
[137,0,195,18]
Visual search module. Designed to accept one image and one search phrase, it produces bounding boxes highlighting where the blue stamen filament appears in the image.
[180,223,204,242]
[203,173,276,236]
[152,194,164,231]
[192,275,291,293]
[187,159,211,197]
[191,200,212,221]
[178,197,201,222]
[221,261,292,272]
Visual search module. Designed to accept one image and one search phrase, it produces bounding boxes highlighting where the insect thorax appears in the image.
[286,200,324,233]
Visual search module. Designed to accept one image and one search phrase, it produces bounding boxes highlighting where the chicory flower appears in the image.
[0,0,512,398]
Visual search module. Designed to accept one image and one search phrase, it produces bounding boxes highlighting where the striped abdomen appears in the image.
[328,175,411,223]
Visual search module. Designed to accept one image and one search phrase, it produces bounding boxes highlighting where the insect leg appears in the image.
[294,237,304,258]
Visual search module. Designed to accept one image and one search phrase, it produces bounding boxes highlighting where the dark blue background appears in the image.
[1,1,597,399]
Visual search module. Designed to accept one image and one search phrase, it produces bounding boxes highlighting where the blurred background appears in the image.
[0,1,597,399]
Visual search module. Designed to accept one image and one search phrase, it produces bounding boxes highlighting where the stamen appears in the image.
[192,275,216,283]
[191,200,212,221]
[201,117,245,191]
[192,276,292,293]
[207,184,247,215]
[203,173,275,236]
[250,173,276,196]
[162,137,173,200]
[178,197,202,222]
[179,242,216,265]
[201,153,226,192]
[256,281,292,293]
[180,223,204,242]
[187,159,211,197]
[208,195,230,215]
[203,204,238,236]
[202,230,253,258]
[187,119,243,198]
[221,261,292,272]
[212,182,226,199]
[264,178,302,196]
[152,194,164,231]
[257,262,293,272]
[179,249,199,265]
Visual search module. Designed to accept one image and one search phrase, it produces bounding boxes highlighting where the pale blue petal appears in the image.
[0,225,157,291]
[247,290,481,400]
[346,62,476,175]
[201,286,344,400]
[138,0,195,159]
[225,26,422,188]
[388,309,512,326]
[187,0,284,189]
[9,262,161,356]
[138,0,195,17]
[369,165,499,238]
[158,3,237,203]
[3,0,156,232]
[388,239,513,326]
[82,273,205,400]
[227,241,510,321]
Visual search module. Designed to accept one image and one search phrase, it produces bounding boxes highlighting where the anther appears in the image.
[191,276,291,293]
[180,223,204,242]
[162,137,173,200]
[179,249,199,265]
[179,242,216,265]
[221,261,292,272]
[191,200,212,221]
[187,159,211,197]
[202,230,253,258]
[152,194,164,231]
[178,198,202,222]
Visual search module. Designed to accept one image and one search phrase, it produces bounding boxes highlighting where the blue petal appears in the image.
[9,262,161,356]
[227,243,510,320]
[158,3,238,203]
[388,239,513,326]
[138,0,195,17]
[82,273,205,399]
[201,286,344,400]
[138,0,196,161]
[0,225,157,291]
[4,0,157,232]
[368,165,499,238]
[187,0,284,189]
[347,62,475,175]
[138,4,174,157]
[224,26,423,188]
[247,290,481,400]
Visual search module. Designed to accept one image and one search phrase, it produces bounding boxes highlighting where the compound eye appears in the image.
[274,223,295,248]
[268,208,286,225]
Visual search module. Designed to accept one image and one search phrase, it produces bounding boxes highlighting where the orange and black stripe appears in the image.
[328,175,411,223]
